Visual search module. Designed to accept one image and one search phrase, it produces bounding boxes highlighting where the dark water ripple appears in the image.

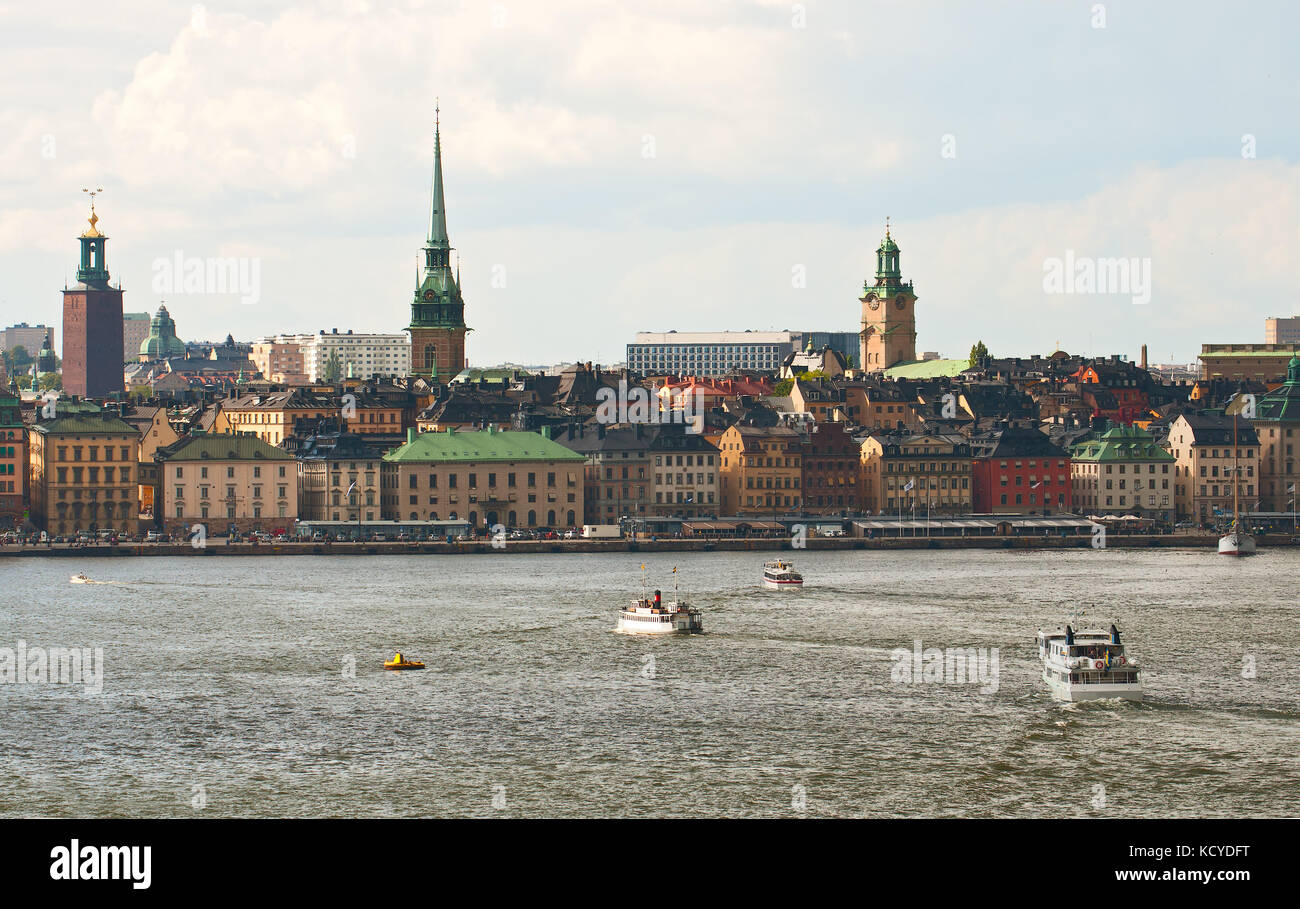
[1,548,1297,817]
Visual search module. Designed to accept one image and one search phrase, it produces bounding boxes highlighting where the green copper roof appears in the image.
[1070,424,1175,463]
[33,412,136,436]
[428,114,448,248]
[1252,355,1300,423]
[884,359,969,379]
[383,428,586,464]
[155,433,294,462]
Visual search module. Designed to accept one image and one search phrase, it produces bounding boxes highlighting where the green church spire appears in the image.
[409,103,466,334]
[427,101,450,250]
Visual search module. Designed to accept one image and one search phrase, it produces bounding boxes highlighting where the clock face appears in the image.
[894,297,907,310]
[424,291,434,301]
[867,297,881,311]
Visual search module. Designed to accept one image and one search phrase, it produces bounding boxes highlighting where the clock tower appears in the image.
[859,221,917,371]
[407,107,468,381]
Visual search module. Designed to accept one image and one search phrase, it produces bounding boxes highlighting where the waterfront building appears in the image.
[799,421,861,514]
[155,433,298,535]
[859,223,918,371]
[28,407,140,535]
[970,424,1072,514]
[1250,355,1300,512]
[407,110,468,381]
[649,424,720,518]
[627,331,799,377]
[552,424,654,525]
[1069,424,1174,521]
[380,427,586,529]
[860,431,972,516]
[295,427,389,523]
[138,304,187,361]
[0,387,25,529]
[715,423,803,516]
[61,198,125,398]
[1163,412,1261,522]
[117,404,181,521]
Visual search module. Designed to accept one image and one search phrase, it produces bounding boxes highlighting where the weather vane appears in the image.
[82,186,104,208]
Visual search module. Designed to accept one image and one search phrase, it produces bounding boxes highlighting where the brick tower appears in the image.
[62,192,125,398]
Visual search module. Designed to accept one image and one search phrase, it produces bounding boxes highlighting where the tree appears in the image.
[37,373,62,392]
[322,348,342,384]
[773,369,828,397]
[969,340,989,368]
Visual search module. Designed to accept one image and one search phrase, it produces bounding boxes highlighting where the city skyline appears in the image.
[3,1,1300,367]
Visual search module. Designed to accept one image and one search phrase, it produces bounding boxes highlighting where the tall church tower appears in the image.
[407,107,468,381]
[62,192,125,398]
[859,221,917,371]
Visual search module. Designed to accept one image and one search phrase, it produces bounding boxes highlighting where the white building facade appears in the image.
[271,330,412,382]
[627,331,800,376]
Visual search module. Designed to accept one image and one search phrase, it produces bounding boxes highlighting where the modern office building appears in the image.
[1264,316,1300,346]
[0,323,53,356]
[122,313,152,361]
[626,331,800,376]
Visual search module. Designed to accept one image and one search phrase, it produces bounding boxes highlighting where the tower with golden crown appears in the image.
[62,193,125,398]
[859,220,917,371]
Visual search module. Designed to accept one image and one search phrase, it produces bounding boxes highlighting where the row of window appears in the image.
[54,445,134,462]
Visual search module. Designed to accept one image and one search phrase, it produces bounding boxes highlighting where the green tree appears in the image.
[773,369,829,397]
[322,348,342,384]
[969,340,989,367]
[37,373,62,392]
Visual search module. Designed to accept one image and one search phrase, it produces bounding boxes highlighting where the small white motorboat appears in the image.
[70,573,92,584]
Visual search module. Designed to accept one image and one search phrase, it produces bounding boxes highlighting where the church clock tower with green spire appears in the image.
[407,107,468,381]
[859,219,917,371]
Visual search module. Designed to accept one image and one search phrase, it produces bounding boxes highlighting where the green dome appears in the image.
[140,304,187,359]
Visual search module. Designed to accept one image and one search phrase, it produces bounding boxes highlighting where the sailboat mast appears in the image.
[1233,411,1240,529]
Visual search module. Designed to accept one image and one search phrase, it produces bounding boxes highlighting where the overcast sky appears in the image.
[2,0,1297,366]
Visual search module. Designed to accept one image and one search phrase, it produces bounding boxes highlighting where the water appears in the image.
[1,549,1297,817]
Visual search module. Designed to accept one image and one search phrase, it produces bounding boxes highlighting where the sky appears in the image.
[1,0,1298,367]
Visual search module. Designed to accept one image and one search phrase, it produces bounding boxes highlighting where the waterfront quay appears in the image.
[4,532,1296,557]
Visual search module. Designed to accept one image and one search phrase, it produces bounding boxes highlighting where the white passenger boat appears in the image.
[762,559,803,589]
[1037,623,1142,702]
[615,583,703,635]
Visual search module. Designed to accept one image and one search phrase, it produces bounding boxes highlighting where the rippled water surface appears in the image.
[1,549,1297,817]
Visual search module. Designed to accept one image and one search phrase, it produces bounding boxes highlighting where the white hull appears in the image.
[763,578,803,589]
[1044,670,1143,702]
[1218,533,1256,556]
[615,615,701,635]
